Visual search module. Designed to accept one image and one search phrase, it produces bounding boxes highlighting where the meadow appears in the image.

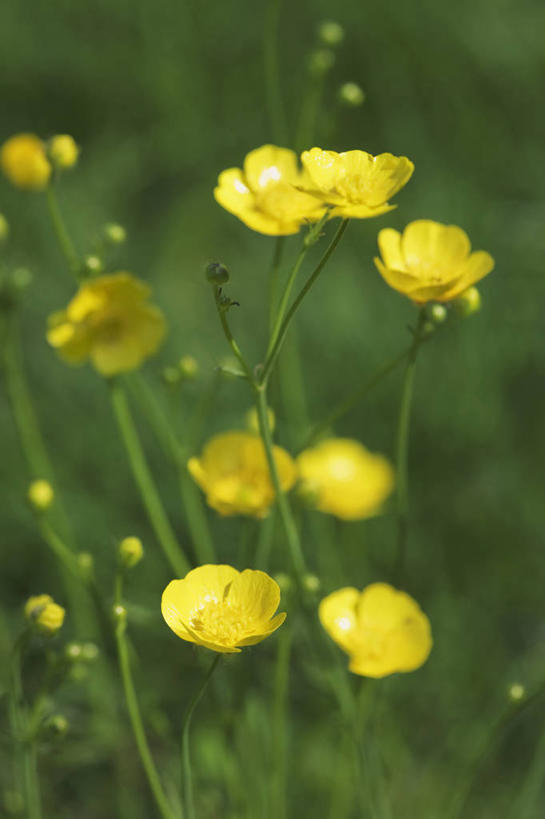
[1,1,545,817]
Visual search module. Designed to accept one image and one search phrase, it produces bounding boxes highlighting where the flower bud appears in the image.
[65,641,83,661]
[49,135,79,169]
[103,223,127,245]
[119,536,144,568]
[24,594,65,635]
[77,552,94,579]
[303,573,321,593]
[206,262,230,285]
[427,303,448,325]
[10,267,33,291]
[112,604,127,625]
[162,365,181,386]
[27,479,54,511]
[245,405,275,434]
[508,682,525,702]
[44,714,69,737]
[318,20,344,47]
[454,286,481,317]
[307,49,335,76]
[179,355,199,380]
[1,134,51,190]
[338,82,366,107]
[0,213,9,243]
[82,255,103,276]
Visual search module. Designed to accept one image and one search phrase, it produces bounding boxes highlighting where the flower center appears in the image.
[189,599,247,646]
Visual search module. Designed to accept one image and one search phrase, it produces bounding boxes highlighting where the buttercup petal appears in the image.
[227,569,281,625]
[243,145,299,191]
[236,612,287,646]
[440,250,495,300]
[319,587,360,653]
[374,257,422,297]
[377,228,406,272]
[214,168,254,217]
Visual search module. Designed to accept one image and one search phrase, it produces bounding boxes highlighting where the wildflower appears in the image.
[1,134,52,190]
[119,536,144,568]
[214,144,326,235]
[24,594,65,635]
[319,583,432,677]
[49,135,79,169]
[300,147,413,218]
[297,438,394,520]
[374,220,494,303]
[27,479,54,511]
[188,431,296,518]
[47,272,166,376]
[162,564,286,653]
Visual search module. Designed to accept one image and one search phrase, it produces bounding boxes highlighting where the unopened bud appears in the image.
[82,255,103,276]
[65,641,83,661]
[508,683,525,702]
[44,714,69,737]
[206,262,230,285]
[308,49,335,76]
[24,594,65,635]
[318,20,344,47]
[303,573,321,593]
[427,303,448,325]
[0,213,8,242]
[103,223,126,244]
[338,82,366,107]
[27,479,54,511]
[49,135,79,169]
[245,406,275,434]
[112,604,127,625]
[77,552,94,579]
[454,286,481,317]
[119,536,144,568]
[179,355,199,380]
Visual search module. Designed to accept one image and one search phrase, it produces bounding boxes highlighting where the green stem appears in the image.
[181,655,222,819]
[272,625,292,819]
[255,509,276,570]
[514,723,545,816]
[260,219,349,386]
[300,346,412,451]
[114,575,176,819]
[38,518,80,576]
[214,291,254,383]
[45,184,80,276]
[10,633,42,819]
[266,245,307,358]
[268,236,286,333]
[254,385,307,586]
[264,0,288,145]
[110,380,190,577]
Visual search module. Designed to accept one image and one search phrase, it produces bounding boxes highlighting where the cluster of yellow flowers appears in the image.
[1,132,79,190]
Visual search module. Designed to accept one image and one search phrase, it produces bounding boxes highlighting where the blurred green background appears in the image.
[1,0,545,816]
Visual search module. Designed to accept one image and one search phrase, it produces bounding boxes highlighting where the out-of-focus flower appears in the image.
[319,583,432,677]
[374,220,494,303]
[27,479,54,511]
[453,285,481,316]
[188,431,296,518]
[103,223,127,244]
[297,438,394,520]
[214,145,326,235]
[49,135,79,169]
[47,272,166,376]
[300,147,414,218]
[162,564,286,653]
[24,594,65,635]
[338,82,366,107]
[119,536,144,568]
[1,134,52,190]
[318,20,344,46]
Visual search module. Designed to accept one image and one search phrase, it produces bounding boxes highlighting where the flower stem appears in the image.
[45,184,80,277]
[214,291,254,383]
[181,655,222,819]
[264,0,288,145]
[114,574,176,819]
[9,632,42,819]
[110,380,190,577]
[260,219,349,386]
[254,385,308,586]
[272,624,292,819]
[268,236,286,333]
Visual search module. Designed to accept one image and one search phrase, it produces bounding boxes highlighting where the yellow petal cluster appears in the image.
[24,594,65,635]
[1,133,52,190]
[374,220,494,303]
[188,431,296,518]
[300,148,414,218]
[47,272,166,376]
[214,145,326,235]
[319,583,432,678]
[162,565,286,653]
[297,438,394,520]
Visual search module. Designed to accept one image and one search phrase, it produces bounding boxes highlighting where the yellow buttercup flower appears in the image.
[319,583,432,678]
[25,594,65,635]
[374,220,495,303]
[49,134,79,169]
[297,438,394,520]
[162,564,286,653]
[188,431,297,518]
[214,144,326,235]
[300,147,414,218]
[47,272,166,376]
[1,133,52,190]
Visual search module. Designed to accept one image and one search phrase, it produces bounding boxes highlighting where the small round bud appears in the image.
[303,573,321,593]
[428,303,448,325]
[44,714,69,737]
[454,286,481,317]
[112,604,127,624]
[1,134,51,191]
[245,405,275,434]
[308,49,335,76]
[81,642,99,662]
[274,573,293,595]
[162,365,181,386]
[179,355,199,380]
[0,213,9,243]
[77,552,94,579]
[508,682,525,702]
[82,255,103,276]
[11,267,33,291]
[420,320,436,339]
[27,479,54,511]
[206,262,230,285]
[24,594,65,636]
[338,82,366,107]
[49,135,79,169]
[103,222,126,244]
[318,20,344,47]
[65,641,83,661]
[119,536,144,568]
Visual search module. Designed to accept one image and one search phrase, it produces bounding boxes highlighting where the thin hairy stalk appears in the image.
[45,184,80,276]
[255,509,276,570]
[301,346,412,451]
[260,219,349,385]
[213,291,254,382]
[254,385,307,585]
[181,655,222,819]
[268,236,286,332]
[272,625,292,819]
[114,575,176,819]
[9,633,42,819]
[264,0,288,145]
[110,380,190,576]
